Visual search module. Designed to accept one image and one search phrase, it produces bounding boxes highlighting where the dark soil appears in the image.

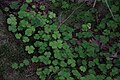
[0,8,38,80]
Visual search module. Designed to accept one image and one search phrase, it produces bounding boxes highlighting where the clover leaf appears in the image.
[38,42,48,53]
[40,5,45,10]
[67,59,76,67]
[12,63,18,69]
[7,14,17,25]
[19,20,29,28]
[106,64,112,69]
[25,29,33,36]
[8,25,17,32]
[42,34,51,41]
[10,2,20,9]
[52,31,61,39]
[100,35,109,44]
[22,36,29,42]
[52,59,58,66]
[15,33,22,39]
[19,63,24,67]
[58,70,70,78]
[54,49,62,59]
[18,10,27,18]
[5,7,9,12]
[48,11,56,19]
[49,40,63,49]
[44,25,52,33]
[107,20,118,30]
[72,70,81,79]
[34,41,42,47]
[44,52,51,57]
[31,56,39,63]
[50,24,57,31]
[62,32,72,40]
[50,0,56,3]
[80,66,86,72]
[26,0,32,3]
[60,61,67,67]
[25,27,35,37]
[111,67,119,76]
[81,23,91,31]
[57,40,63,49]
[34,34,40,40]
[39,56,51,65]
[23,59,30,66]
[25,45,35,54]
[106,77,112,80]
[49,41,57,49]
[62,1,69,9]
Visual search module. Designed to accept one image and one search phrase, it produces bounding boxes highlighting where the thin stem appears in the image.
[58,3,84,29]
[105,0,115,19]
[93,0,97,8]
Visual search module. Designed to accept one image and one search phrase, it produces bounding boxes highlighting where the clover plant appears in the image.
[6,0,120,80]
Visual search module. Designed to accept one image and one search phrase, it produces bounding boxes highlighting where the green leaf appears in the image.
[106,77,112,80]
[44,25,52,33]
[42,34,51,41]
[31,56,39,62]
[25,45,35,54]
[72,70,81,79]
[88,69,96,75]
[48,11,56,19]
[5,7,9,12]
[31,4,35,8]
[52,59,58,66]
[67,59,76,67]
[26,0,32,3]
[20,4,28,11]
[111,5,119,13]
[34,41,42,47]
[8,25,17,32]
[19,63,24,67]
[100,35,109,44]
[34,34,40,40]
[15,33,22,39]
[7,14,17,25]
[50,24,57,31]
[12,63,18,69]
[44,52,51,57]
[49,40,63,49]
[22,36,29,42]
[111,67,119,76]
[62,1,69,9]
[52,31,61,39]
[107,20,118,30]
[10,2,20,9]
[54,49,62,59]
[40,5,45,10]
[25,29,33,36]
[79,66,86,72]
[49,41,57,49]
[106,64,112,69]
[82,60,87,66]
[23,59,30,66]
[60,61,67,67]
[57,40,63,49]
[18,10,27,18]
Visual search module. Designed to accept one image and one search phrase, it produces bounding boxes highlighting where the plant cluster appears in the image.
[6,0,120,80]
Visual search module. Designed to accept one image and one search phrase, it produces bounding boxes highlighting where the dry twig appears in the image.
[58,3,85,29]
[105,0,115,19]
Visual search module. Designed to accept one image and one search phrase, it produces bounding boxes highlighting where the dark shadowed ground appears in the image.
[0,9,38,80]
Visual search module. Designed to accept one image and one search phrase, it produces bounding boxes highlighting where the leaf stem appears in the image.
[105,0,115,19]
[58,3,85,29]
